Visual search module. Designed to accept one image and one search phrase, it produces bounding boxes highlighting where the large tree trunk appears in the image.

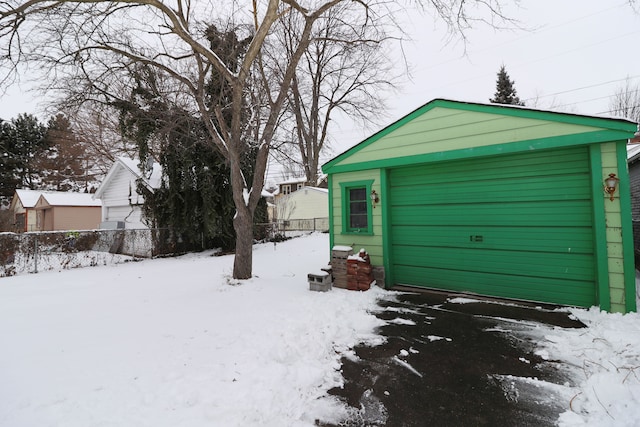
[232,205,254,279]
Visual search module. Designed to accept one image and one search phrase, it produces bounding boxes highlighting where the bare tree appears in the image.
[609,77,640,123]
[272,2,398,185]
[1,0,515,279]
[70,106,139,179]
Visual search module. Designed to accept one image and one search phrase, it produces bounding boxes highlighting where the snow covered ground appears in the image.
[542,307,640,427]
[1,232,639,426]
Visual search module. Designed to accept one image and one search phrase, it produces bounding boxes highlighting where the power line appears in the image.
[522,75,640,103]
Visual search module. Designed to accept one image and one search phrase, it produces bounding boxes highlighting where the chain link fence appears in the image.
[0,229,181,277]
[271,218,329,233]
[1,219,329,278]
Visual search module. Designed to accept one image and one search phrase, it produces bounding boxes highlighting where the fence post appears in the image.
[33,235,38,274]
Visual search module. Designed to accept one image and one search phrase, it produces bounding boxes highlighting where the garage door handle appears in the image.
[470,235,484,242]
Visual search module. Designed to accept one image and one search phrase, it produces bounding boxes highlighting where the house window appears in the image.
[349,188,368,229]
[296,183,304,191]
[282,184,291,195]
[340,180,374,235]
[15,213,25,232]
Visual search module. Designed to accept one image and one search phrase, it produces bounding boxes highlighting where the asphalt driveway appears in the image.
[323,290,585,427]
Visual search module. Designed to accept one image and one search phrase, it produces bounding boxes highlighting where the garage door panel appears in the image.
[393,265,596,307]
[391,174,591,204]
[391,200,593,227]
[392,225,594,254]
[393,246,594,281]
[390,148,589,184]
[389,146,596,307]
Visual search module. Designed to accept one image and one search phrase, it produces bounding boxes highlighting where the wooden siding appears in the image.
[600,141,636,313]
[100,164,148,229]
[11,200,37,232]
[275,188,328,221]
[336,107,604,167]
[105,205,145,228]
[38,206,101,231]
[330,170,383,265]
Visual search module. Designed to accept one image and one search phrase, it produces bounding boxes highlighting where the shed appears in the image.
[93,157,162,229]
[322,99,637,313]
[33,192,101,231]
[9,189,43,232]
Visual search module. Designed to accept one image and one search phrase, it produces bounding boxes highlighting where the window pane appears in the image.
[349,188,366,201]
[350,201,367,214]
[348,187,368,230]
[350,213,368,229]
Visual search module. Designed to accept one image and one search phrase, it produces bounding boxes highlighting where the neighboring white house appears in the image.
[93,157,162,230]
[274,186,329,231]
[277,176,308,196]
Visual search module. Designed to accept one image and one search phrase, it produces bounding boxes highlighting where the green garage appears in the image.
[323,99,637,313]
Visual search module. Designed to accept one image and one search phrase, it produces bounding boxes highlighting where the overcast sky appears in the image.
[1,0,639,183]
[327,0,640,156]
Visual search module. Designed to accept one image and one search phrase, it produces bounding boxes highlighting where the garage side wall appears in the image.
[597,141,637,313]
[329,170,383,265]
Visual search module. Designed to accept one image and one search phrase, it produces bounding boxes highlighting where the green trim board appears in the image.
[322,99,637,173]
[328,174,335,252]
[339,180,375,235]
[589,144,610,311]
[380,168,393,288]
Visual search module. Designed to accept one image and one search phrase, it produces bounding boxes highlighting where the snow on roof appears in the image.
[315,173,327,186]
[627,144,640,162]
[94,157,162,199]
[277,186,328,200]
[278,176,308,185]
[14,189,44,208]
[304,186,328,194]
[117,157,162,190]
[39,192,101,207]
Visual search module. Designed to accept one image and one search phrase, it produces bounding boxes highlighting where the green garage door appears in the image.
[389,146,596,307]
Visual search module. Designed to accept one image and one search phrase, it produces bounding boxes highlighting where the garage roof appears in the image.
[323,99,637,174]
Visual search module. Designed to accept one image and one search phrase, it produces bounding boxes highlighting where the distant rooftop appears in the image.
[39,192,101,207]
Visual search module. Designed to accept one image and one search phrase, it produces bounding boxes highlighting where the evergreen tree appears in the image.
[490,65,525,106]
[146,120,236,251]
[116,65,237,251]
[0,119,20,206]
[115,25,262,252]
[0,113,50,203]
[38,114,89,191]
